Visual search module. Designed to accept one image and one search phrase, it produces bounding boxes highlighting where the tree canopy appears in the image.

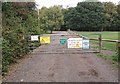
[61,1,119,31]
[39,5,64,33]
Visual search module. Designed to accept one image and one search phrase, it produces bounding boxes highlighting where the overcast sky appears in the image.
[35,0,119,9]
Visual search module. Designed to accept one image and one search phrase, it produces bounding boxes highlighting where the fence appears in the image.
[70,31,120,52]
[90,38,120,51]
[68,30,102,53]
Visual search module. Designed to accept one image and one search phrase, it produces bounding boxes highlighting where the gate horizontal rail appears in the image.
[39,51,99,54]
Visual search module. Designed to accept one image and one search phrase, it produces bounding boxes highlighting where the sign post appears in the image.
[118,41,120,64]
[99,34,102,53]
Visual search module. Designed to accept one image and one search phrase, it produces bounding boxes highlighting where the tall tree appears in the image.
[114,2,120,31]
[103,2,118,31]
[62,1,119,31]
[39,5,64,33]
[64,2,106,31]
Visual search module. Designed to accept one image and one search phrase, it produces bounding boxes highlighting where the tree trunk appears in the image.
[101,28,104,31]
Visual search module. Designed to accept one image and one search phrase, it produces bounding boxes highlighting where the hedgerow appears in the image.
[2,2,42,75]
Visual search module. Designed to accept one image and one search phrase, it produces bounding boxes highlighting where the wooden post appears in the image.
[99,34,102,53]
[118,41,120,64]
[116,40,119,50]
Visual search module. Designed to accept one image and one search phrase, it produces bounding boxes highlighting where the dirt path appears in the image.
[3,31,118,82]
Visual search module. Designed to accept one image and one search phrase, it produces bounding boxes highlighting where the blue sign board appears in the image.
[82,39,89,49]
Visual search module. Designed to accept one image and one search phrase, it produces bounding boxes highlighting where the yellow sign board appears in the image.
[40,36,50,44]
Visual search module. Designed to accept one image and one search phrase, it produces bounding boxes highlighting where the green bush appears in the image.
[2,2,43,75]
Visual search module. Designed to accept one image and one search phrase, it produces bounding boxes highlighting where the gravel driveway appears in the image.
[3,31,118,82]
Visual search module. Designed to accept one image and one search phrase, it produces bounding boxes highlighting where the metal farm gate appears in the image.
[33,33,102,54]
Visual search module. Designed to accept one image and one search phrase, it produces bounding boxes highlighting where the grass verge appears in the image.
[97,53,119,67]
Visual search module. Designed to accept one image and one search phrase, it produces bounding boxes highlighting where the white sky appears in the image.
[35,0,119,9]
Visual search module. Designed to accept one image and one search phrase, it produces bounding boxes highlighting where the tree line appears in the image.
[61,1,120,31]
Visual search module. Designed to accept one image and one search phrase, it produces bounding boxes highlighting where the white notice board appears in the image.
[67,38,83,48]
[31,35,39,41]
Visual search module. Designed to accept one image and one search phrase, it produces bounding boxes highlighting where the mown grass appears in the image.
[77,32,118,40]
[77,32,118,51]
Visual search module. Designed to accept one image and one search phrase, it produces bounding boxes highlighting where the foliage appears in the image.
[103,2,118,31]
[2,2,43,75]
[39,5,64,33]
[61,1,119,31]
